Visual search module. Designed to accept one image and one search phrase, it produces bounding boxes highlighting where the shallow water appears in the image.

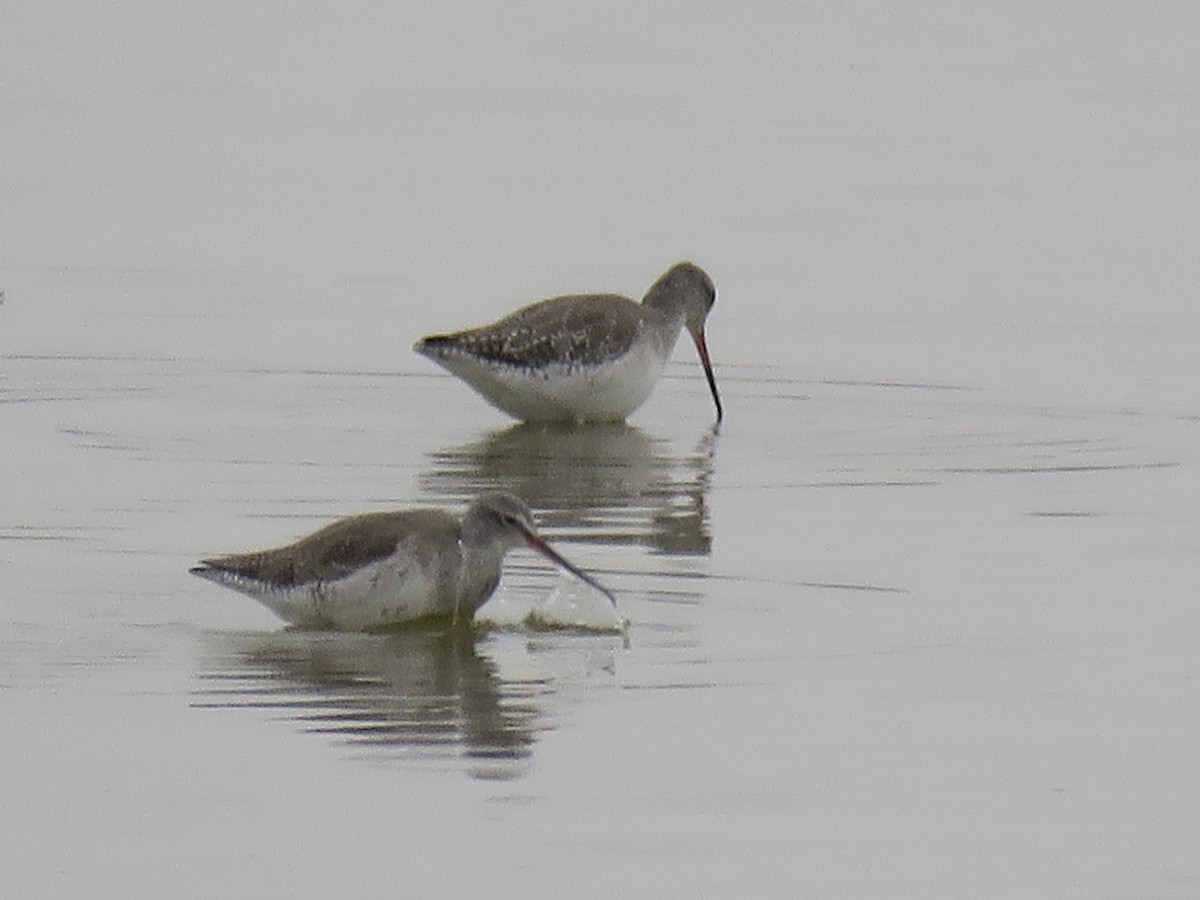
[4,3,1200,897]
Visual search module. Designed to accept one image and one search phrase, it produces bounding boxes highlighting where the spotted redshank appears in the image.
[190,491,617,631]
[413,261,722,423]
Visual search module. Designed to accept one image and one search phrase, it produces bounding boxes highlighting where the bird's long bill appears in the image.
[690,327,724,423]
[523,532,618,609]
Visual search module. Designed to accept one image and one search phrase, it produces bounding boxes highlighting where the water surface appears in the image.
[3,3,1199,897]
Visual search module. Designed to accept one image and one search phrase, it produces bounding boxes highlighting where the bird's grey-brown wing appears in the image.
[192,510,459,588]
[416,293,643,369]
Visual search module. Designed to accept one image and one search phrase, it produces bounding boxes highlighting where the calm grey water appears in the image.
[3,3,1199,897]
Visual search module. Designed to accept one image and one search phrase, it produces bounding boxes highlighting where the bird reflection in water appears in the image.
[421,422,717,556]
[193,626,589,780]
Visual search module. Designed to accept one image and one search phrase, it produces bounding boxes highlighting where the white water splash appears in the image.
[526,572,628,634]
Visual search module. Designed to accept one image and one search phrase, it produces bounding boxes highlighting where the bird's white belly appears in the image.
[441,338,670,423]
[250,556,449,631]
